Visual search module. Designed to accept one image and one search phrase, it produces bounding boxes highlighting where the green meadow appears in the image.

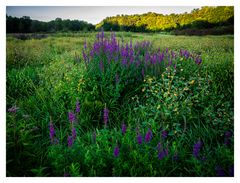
[6,32,233,176]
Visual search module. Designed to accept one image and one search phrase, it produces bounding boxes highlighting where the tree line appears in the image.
[6,6,233,34]
[96,6,234,32]
[6,16,95,33]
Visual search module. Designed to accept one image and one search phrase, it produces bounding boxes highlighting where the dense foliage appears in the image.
[96,6,233,33]
[6,31,234,176]
[6,16,95,33]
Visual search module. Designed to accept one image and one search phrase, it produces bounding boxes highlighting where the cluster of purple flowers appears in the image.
[121,122,127,135]
[68,126,77,147]
[67,100,81,147]
[49,121,55,144]
[193,140,202,159]
[72,127,77,140]
[68,111,75,123]
[157,142,168,160]
[137,133,143,145]
[103,106,109,127]
[75,100,80,114]
[83,30,202,79]
[113,145,120,157]
[68,135,73,147]
[145,128,152,143]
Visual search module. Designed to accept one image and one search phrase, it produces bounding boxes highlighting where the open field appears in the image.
[6,32,234,176]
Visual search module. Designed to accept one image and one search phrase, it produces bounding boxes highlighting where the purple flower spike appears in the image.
[137,134,142,145]
[158,151,165,160]
[82,50,87,62]
[72,127,76,140]
[76,100,80,113]
[162,130,168,139]
[193,140,202,159]
[114,145,119,157]
[196,56,202,65]
[49,122,55,144]
[103,107,109,127]
[121,122,127,135]
[145,128,152,143]
[84,40,87,50]
[68,112,75,123]
[68,136,73,147]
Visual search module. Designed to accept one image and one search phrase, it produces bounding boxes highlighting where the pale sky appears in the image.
[6,6,201,25]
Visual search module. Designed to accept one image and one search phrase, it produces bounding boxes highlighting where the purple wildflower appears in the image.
[193,140,202,159]
[76,100,80,113]
[162,130,168,139]
[72,127,76,140]
[49,122,55,144]
[113,145,119,157]
[103,107,109,127]
[121,122,127,135]
[137,133,142,145]
[158,151,165,160]
[82,50,87,62]
[68,135,73,147]
[145,128,152,143]
[166,48,169,53]
[216,166,225,177]
[96,32,100,40]
[157,142,168,160]
[68,112,75,123]
[195,56,202,65]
